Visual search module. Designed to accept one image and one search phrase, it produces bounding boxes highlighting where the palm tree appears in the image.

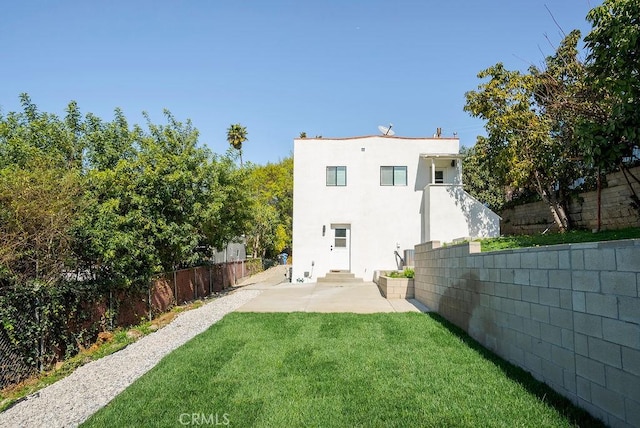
[226,123,248,166]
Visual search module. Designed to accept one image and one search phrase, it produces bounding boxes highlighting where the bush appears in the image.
[386,268,414,279]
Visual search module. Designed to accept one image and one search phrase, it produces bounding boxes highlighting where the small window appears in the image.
[435,170,444,184]
[326,166,346,186]
[334,228,347,247]
[380,166,407,186]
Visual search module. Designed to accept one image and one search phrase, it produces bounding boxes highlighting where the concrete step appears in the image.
[317,271,364,283]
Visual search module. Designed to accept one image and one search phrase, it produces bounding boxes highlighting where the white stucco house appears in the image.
[291,134,500,282]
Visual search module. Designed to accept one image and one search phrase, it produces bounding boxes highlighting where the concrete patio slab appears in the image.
[235,273,430,313]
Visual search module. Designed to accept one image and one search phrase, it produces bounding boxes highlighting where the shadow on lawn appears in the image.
[425,312,605,428]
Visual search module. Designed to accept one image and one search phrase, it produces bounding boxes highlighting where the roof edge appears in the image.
[294,135,460,141]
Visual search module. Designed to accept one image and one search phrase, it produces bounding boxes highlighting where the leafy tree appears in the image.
[245,157,293,258]
[465,63,574,231]
[0,160,81,286]
[226,123,248,166]
[461,144,507,212]
[578,0,640,209]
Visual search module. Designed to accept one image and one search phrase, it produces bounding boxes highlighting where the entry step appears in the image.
[317,271,364,283]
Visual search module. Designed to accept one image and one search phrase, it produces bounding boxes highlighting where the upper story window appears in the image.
[326,166,346,186]
[435,170,444,184]
[380,166,407,186]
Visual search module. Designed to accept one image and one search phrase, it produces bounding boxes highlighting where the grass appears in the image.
[478,227,640,252]
[83,312,601,427]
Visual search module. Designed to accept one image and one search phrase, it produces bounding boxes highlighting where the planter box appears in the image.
[378,276,414,299]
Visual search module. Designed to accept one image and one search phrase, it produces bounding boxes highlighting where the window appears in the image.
[326,166,346,186]
[435,170,444,184]
[380,166,407,186]
[334,228,347,247]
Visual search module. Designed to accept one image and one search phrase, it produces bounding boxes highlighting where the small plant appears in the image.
[386,268,414,278]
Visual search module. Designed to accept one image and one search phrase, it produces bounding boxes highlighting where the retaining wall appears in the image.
[500,166,640,234]
[414,240,640,427]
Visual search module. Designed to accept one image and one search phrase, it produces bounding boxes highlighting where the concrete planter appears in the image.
[378,276,414,299]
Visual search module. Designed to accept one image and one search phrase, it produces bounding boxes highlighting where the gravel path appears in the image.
[0,288,262,428]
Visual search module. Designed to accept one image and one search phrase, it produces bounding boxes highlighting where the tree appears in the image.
[226,123,248,167]
[465,63,575,231]
[461,144,507,212]
[578,0,640,210]
[245,157,293,258]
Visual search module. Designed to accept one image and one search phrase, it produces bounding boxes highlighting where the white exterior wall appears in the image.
[424,185,501,243]
[292,136,458,282]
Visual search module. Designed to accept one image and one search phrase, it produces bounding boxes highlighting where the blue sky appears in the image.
[1,1,600,165]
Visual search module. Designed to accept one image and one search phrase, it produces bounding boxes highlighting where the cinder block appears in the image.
[540,288,560,307]
[514,300,531,318]
[573,291,586,312]
[494,282,508,297]
[559,250,571,269]
[507,253,521,268]
[601,271,637,297]
[619,297,640,324]
[521,286,539,303]
[588,336,622,368]
[576,376,591,401]
[514,269,530,285]
[552,344,575,371]
[542,358,564,387]
[521,252,537,268]
[500,269,515,283]
[571,249,585,270]
[500,298,515,315]
[561,328,574,350]
[548,270,571,290]
[585,292,619,319]
[531,338,551,360]
[523,318,541,339]
[590,382,626,420]
[516,331,532,351]
[541,323,563,346]
[584,248,617,271]
[494,254,506,268]
[563,370,577,394]
[576,354,606,386]
[507,284,522,300]
[574,312,603,338]
[572,270,601,292]
[531,303,550,323]
[538,251,559,269]
[617,247,640,272]
[605,365,640,400]
[603,318,640,349]
[559,290,573,309]
[525,351,542,374]
[550,307,573,328]
[483,255,495,268]
[626,397,640,428]
[530,269,549,287]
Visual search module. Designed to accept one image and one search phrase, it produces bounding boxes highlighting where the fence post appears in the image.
[193,267,197,300]
[173,270,177,305]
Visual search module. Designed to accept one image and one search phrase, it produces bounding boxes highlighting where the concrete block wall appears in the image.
[500,166,640,234]
[414,239,640,427]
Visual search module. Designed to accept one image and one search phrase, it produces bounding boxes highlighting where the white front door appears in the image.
[330,225,350,271]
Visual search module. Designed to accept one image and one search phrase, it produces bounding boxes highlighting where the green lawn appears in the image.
[479,226,640,252]
[83,313,600,428]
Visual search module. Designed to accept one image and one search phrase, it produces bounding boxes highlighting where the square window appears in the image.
[381,166,407,186]
[435,170,444,184]
[326,166,346,186]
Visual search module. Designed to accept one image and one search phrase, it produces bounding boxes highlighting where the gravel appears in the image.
[0,289,262,428]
